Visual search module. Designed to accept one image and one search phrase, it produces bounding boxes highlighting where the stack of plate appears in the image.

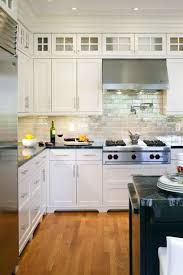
[157,174,183,193]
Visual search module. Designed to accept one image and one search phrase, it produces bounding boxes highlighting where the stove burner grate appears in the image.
[143,140,166,147]
[106,140,126,147]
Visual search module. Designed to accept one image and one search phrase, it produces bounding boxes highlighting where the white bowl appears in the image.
[22,139,37,148]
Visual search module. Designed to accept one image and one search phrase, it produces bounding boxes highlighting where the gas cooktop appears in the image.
[105,140,126,147]
[143,140,166,147]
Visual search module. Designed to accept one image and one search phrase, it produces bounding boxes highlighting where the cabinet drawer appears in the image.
[31,175,41,194]
[50,149,76,160]
[31,187,41,225]
[171,149,183,160]
[76,149,102,161]
[19,179,30,208]
[19,200,30,242]
[19,162,32,183]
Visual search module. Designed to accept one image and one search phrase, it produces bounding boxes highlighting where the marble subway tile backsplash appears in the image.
[18,91,183,141]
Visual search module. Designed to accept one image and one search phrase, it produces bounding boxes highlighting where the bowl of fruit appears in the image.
[22,134,37,148]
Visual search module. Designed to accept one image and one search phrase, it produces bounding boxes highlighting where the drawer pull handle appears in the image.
[34,207,39,212]
[21,192,28,199]
[21,170,28,175]
[83,154,97,157]
[21,224,28,231]
[55,154,70,157]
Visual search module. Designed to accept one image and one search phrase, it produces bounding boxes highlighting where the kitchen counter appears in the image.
[18,144,46,167]
[132,175,183,208]
[18,142,103,167]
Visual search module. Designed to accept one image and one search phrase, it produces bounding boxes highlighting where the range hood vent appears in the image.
[102,59,169,91]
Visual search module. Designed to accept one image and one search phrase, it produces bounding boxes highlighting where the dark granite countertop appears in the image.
[18,142,103,167]
[171,145,183,148]
[18,144,46,167]
[50,142,103,149]
[132,175,183,207]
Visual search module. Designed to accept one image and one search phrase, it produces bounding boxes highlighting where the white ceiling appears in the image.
[27,0,183,17]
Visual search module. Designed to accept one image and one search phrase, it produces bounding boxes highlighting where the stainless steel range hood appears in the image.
[102,59,169,91]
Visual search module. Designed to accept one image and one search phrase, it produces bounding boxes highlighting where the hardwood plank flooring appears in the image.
[18,212,129,275]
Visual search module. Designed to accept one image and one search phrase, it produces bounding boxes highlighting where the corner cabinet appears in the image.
[135,34,166,56]
[102,34,134,55]
[77,34,102,56]
[165,59,183,115]
[18,23,33,56]
[48,149,103,212]
[33,59,52,113]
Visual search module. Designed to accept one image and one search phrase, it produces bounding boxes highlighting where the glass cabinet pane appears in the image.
[38,37,42,43]
[170,37,178,43]
[90,45,98,51]
[119,37,130,44]
[65,37,73,44]
[56,37,64,43]
[169,36,183,52]
[56,45,64,51]
[138,37,151,44]
[81,45,89,51]
[90,37,98,43]
[81,37,89,43]
[65,45,73,51]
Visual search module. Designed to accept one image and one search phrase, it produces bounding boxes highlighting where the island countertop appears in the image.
[131,175,183,207]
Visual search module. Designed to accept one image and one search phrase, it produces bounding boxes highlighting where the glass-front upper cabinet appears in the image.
[77,34,102,55]
[0,0,17,19]
[167,34,183,55]
[135,34,166,55]
[103,34,134,55]
[34,34,51,56]
[52,34,76,56]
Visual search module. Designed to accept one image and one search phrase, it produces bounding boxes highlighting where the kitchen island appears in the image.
[128,175,183,275]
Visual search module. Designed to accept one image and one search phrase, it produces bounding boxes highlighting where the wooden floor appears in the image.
[18,212,129,275]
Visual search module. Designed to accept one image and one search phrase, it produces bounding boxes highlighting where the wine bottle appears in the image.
[50,120,56,144]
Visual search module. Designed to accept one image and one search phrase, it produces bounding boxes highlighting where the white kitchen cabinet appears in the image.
[52,34,76,56]
[103,164,169,210]
[169,148,183,174]
[135,34,166,55]
[18,151,48,254]
[18,23,33,56]
[48,149,103,212]
[52,59,77,113]
[103,34,134,55]
[77,161,102,207]
[77,59,102,113]
[167,34,183,56]
[166,59,183,114]
[50,161,77,207]
[34,34,51,56]
[18,51,33,113]
[0,0,17,19]
[77,34,102,55]
[33,59,51,113]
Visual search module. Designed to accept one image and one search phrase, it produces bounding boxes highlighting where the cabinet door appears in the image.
[52,34,76,56]
[135,34,166,55]
[103,34,134,55]
[77,59,102,113]
[18,52,33,113]
[77,161,102,207]
[77,34,101,55]
[18,23,33,55]
[34,59,51,113]
[167,34,183,56]
[34,34,51,55]
[52,59,77,113]
[50,161,76,207]
[166,59,183,114]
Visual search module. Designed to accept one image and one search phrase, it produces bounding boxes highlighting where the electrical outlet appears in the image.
[176,123,181,132]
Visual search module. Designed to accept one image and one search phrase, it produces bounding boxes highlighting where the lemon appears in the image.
[25,134,35,140]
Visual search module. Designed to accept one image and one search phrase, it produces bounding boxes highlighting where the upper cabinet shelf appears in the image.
[102,34,134,55]
[33,32,183,58]
[135,34,166,56]
[167,34,183,56]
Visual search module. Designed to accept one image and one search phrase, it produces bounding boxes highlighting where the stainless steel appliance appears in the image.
[103,139,171,165]
[102,59,169,91]
[0,7,18,275]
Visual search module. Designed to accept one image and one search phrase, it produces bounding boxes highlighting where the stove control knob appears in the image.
[108,154,113,160]
[150,154,155,159]
[155,154,160,160]
[131,154,136,160]
[114,154,118,160]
